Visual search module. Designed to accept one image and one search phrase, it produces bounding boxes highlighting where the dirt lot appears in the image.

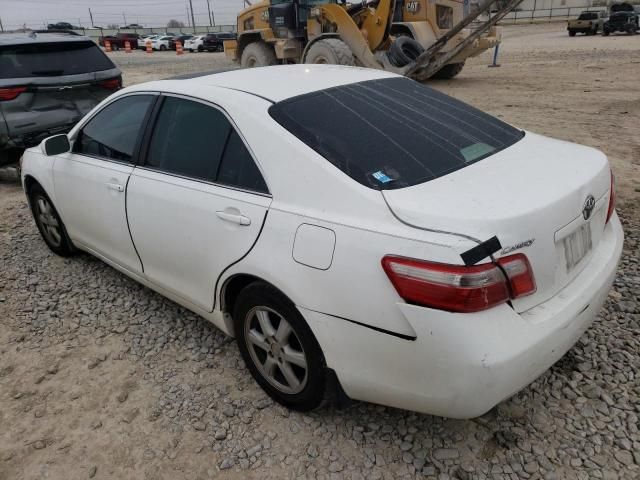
[1,22,639,480]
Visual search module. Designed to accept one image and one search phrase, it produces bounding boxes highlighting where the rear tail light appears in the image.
[382,253,536,313]
[606,169,616,224]
[0,87,27,101]
[99,78,121,90]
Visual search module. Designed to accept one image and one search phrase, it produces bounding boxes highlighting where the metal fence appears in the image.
[497,5,610,22]
[64,25,236,42]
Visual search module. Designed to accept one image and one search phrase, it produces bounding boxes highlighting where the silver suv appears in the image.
[0,31,121,165]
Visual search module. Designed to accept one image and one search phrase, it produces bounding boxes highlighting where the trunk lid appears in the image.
[382,132,611,312]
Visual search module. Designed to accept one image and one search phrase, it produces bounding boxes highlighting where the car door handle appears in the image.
[105,182,124,192]
[216,210,251,226]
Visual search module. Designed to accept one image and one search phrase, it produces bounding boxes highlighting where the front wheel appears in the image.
[29,184,76,257]
[160,44,167,51]
[305,38,355,65]
[568,30,576,36]
[234,283,327,411]
[240,42,277,68]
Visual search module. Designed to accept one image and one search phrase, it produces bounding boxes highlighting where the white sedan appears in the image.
[20,65,623,418]
[185,35,204,52]
[151,35,172,51]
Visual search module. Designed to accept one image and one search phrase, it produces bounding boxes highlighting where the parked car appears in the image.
[138,34,159,50]
[0,31,121,166]
[184,35,205,52]
[20,65,622,418]
[567,10,606,36]
[202,32,236,52]
[169,35,193,50]
[123,24,144,29]
[99,33,140,50]
[151,35,173,51]
[603,11,639,34]
[47,22,77,30]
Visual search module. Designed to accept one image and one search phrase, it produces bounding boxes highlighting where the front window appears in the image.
[269,77,524,190]
[436,5,453,29]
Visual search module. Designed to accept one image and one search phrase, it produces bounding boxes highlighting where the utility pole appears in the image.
[0,17,4,32]
[206,0,215,26]
[88,8,94,27]
[188,0,196,32]
[186,5,191,27]
[122,12,127,26]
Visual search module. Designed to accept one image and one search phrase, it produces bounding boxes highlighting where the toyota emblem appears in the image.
[582,195,595,220]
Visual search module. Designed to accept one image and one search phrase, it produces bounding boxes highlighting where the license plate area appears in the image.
[563,222,592,271]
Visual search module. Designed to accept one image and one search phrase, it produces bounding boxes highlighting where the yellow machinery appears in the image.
[224,0,522,80]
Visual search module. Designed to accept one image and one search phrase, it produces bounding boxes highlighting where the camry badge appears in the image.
[582,195,595,220]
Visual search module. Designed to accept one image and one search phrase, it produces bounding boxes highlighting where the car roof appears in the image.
[159,64,398,103]
[0,31,90,46]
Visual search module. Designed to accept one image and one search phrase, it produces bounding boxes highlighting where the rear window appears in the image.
[578,12,598,19]
[0,41,114,78]
[269,77,524,190]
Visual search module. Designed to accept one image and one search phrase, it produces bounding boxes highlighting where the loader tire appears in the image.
[241,42,278,68]
[431,62,465,79]
[305,39,355,66]
[388,35,424,67]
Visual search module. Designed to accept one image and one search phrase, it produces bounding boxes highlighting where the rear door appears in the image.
[0,40,121,146]
[53,93,156,273]
[127,95,271,311]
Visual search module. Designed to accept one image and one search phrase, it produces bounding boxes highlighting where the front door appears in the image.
[127,95,272,311]
[53,94,156,274]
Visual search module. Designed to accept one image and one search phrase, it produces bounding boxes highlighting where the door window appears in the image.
[73,95,154,162]
[146,96,268,193]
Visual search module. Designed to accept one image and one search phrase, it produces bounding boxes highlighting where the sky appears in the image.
[0,0,245,30]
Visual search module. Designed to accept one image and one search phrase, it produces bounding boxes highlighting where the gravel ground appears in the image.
[1,22,639,480]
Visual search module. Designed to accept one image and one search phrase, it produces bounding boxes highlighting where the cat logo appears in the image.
[406,1,421,13]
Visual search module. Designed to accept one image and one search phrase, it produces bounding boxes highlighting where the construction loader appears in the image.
[224,0,522,80]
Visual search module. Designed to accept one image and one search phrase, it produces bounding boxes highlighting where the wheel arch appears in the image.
[220,273,297,337]
[301,33,340,63]
[236,31,271,60]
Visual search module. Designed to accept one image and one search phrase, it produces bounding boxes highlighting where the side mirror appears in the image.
[41,134,71,156]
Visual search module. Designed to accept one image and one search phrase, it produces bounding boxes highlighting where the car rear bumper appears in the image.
[301,213,623,418]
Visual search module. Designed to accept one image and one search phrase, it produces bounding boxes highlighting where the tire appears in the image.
[568,30,576,36]
[388,35,425,67]
[28,184,76,257]
[160,44,167,51]
[240,42,278,68]
[112,43,119,51]
[431,62,465,79]
[234,282,327,411]
[304,38,355,66]
[188,48,194,52]
[603,28,610,36]
[198,45,204,52]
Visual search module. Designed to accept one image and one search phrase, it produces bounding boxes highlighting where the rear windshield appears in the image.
[578,12,598,19]
[269,77,524,190]
[0,41,114,78]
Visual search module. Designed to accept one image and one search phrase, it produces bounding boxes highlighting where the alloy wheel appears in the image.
[244,306,308,394]
[34,195,62,247]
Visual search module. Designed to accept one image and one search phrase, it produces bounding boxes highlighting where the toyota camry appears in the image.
[20,65,623,418]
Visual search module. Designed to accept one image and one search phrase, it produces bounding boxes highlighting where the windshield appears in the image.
[0,41,114,78]
[269,77,524,190]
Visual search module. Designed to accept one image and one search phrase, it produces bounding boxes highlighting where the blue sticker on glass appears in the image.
[372,170,392,183]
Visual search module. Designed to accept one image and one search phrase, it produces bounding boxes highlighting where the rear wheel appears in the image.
[160,44,167,51]
[305,38,355,66]
[568,30,576,36]
[28,184,75,257]
[431,62,465,79]
[240,42,278,68]
[197,45,204,52]
[234,282,327,411]
[603,27,610,36]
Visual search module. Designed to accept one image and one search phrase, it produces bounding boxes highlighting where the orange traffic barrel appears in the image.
[146,40,152,53]
[104,40,112,53]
